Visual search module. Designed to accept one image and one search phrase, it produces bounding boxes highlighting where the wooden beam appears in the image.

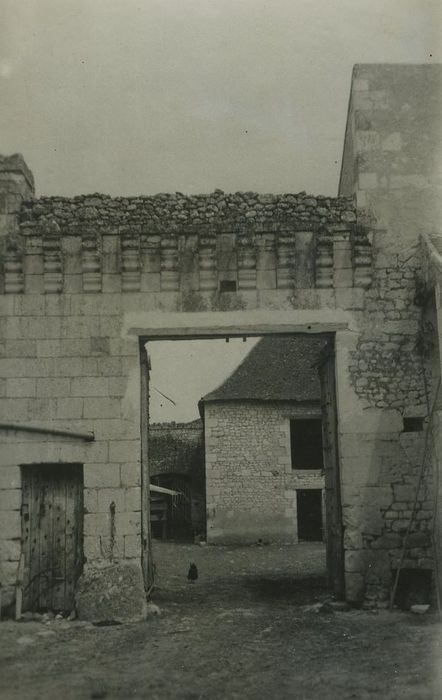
[0,422,94,442]
[139,340,152,591]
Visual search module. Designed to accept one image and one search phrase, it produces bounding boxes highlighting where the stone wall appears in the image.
[337,64,441,603]
[0,152,369,608]
[149,420,206,536]
[204,400,324,544]
[0,63,440,610]
[0,289,142,609]
[20,190,356,230]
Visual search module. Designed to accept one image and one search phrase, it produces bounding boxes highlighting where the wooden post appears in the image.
[15,554,25,621]
[139,340,153,591]
[318,339,345,599]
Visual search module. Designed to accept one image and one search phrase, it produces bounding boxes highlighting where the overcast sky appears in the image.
[148,338,260,423]
[1,0,440,198]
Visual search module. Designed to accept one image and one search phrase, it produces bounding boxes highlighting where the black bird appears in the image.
[187,563,198,583]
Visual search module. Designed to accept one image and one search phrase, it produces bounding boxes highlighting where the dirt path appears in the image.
[0,542,440,699]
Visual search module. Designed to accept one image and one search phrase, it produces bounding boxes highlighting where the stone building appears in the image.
[148,420,205,539]
[0,63,441,614]
[200,336,326,544]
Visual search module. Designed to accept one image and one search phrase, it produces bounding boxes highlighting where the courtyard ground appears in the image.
[0,541,441,700]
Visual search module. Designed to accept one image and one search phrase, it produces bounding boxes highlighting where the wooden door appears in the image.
[21,464,83,613]
[318,342,345,598]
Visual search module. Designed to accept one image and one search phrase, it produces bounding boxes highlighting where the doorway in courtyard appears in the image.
[141,331,344,599]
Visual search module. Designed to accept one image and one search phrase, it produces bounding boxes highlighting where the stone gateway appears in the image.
[0,64,441,615]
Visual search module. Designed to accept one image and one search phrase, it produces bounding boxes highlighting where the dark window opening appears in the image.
[392,568,432,610]
[403,416,425,432]
[297,489,323,541]
[219,279,237,293]
[290,418,324,469]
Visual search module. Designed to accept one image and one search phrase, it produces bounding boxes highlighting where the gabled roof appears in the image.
[201,335,328,404]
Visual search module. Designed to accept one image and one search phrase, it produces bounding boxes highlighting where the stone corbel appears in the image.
[256,232,277,290]
[276,231,296,289]
[178,233,199,291]
[315,228,334,289]
[121,227,141,292]
[3,232,24,293]
[160,234,179,291]
[237,230,257,290]
[352,228,373,289]
[198,233,217,291]
[41,219,63,293]
[81,227,102,293]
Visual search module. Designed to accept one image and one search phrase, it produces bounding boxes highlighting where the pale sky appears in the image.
[1,0,440,198]
[147,337,260,423]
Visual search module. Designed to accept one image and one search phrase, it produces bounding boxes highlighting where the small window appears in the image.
[290,418,323,470]
[403,417,424,433]
[219,280,237,293]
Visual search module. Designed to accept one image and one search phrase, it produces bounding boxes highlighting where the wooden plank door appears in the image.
[318,342,345,599]
[21,464,83,613]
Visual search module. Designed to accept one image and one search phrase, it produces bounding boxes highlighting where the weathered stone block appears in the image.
[83,535,101,561]
[97,487,125,513]
[84,463,120,488]
[84,488,98,514]
[116,512,141,536]
[361,486,393,508]
[0,538,21,561]
[6,378,36,398]
[83,397,121,419]
[0,489,21,510]
[0,511,21,539]
[256,268,277,290]
[13,295,45,317]
[5,340,37,358]
[371,533,402,549]
[345,572,365,602]
[102,273,122,293]
[36,378,70,397]
[393,485,416,501]
[334,268,353,288]
[0,559,20,586]
[407,532,431,548]
[124,487,141,512]
[345,550,365,573]
[0,468,21,489]
[75,562,147,622]
[55,397,84,419]
[84,512,110,537]
[121,462,140,487]
[124,534,141,558]
[100,316,121,338]
[140,272,161,292]
[71,377,109,397]
[109,440,140,463]
[343,527,363,550]
[52,357,84,377]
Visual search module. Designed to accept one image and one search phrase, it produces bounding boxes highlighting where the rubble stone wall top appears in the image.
[19,190,356,234]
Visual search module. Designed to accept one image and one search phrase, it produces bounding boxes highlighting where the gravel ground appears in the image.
[0,541,440,700]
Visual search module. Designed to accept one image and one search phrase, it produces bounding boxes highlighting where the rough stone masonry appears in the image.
[0,63,441,614]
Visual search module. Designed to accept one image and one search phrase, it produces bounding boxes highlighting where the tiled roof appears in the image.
[201,335,328,403]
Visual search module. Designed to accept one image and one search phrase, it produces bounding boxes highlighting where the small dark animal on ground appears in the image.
[187,563,198,583]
